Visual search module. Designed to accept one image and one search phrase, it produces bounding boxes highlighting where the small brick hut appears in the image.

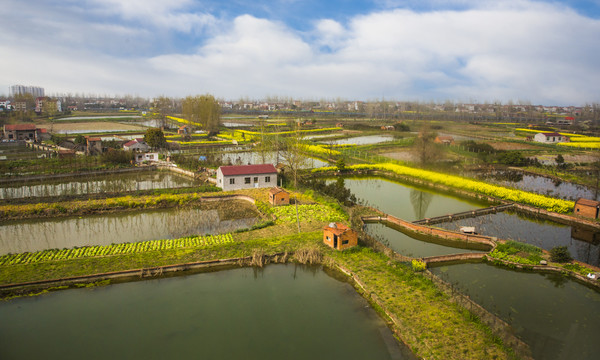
[269,187,290,206]
[323,222,358,250]
[574,198,600,219]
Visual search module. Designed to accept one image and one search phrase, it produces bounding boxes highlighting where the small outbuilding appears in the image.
[269,187,290,206]
[574,198,600,219]
[323,222,358,250]
[434,136,455,145]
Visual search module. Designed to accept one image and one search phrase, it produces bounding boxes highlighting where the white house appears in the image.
[134,152,158,164]
[216,164,277,191]
[533,132,569,144]
[123,138,150,152]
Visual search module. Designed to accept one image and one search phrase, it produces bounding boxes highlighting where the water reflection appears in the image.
[436,211,600,266]
[0,171,200,199]
[472,170,599,201]
[0,208,257,254]
[430,263,600,360]
[0,265,415,360]
[410,188,433,220]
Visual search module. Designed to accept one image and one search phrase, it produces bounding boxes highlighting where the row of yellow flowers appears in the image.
[236,127,341,136]
[312,163,574,213]
[166,115,203,127]
[557,142,600,149]
[302,144,341,156]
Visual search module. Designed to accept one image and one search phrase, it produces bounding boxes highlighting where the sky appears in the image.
[1,0,599,105]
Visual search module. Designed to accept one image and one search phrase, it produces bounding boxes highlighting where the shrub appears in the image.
[550,246,572,263]
[412,259,427,272]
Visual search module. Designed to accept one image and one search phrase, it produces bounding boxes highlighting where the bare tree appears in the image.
[279,123,307,188]
[182,94,221,135]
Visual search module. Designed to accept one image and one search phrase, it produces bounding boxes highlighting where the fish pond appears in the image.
[471,170,599,201]
[430,262,600,360]
[436,211,600,267]
[0,205,257,255]
[331,177,488,221]
[0,170,201,200]
[0,265,414,360]
[319,135,395,145]
[364,222,486,258]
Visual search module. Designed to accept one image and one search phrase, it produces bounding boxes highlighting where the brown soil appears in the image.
[489,142,544,151]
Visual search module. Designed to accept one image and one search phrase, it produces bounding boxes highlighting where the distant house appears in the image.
[323,222,358,250]
[216,164,277,191]
[381,125,395,131]
[85,136,102,155]
[135,152,159,164]
[3,124,39,141]
[336,122,344,128]
[178,125,191,135]
[269,187,290,206]
[123,138,150,152]
[533,132,569,144]
[574,198,600,219]
[434,136,455,145]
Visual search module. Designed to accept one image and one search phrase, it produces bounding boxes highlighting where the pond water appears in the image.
[319,135,394,145]
[56,116,142,120]
[221,151,329,169]
[222,122,252,127]
[333,177,488,221]
[364,222,485,258]
[436,211,600,266]
[0,207,257,255]
[472,170,599,201]
[430,263,600,360]
[0,171,200,199]
[0,265,414,360]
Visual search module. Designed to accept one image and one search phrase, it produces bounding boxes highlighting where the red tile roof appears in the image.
[576,198,600,207]
[123,138,145,147]
[219,164,277,176]
[540,132,563,137]
[4,124,37,131]
[269,187,288,195]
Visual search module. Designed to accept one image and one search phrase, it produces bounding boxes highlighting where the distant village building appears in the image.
[269,187,290,206]
[178,125,191,135]
[323,223,358,250]
[533,132,569,144]
[434,136,455,145]
[135,152,159,164]
[123,138,150,152]
[216,164,277,191]
[2,124,39,141]
[85,136,103,155]
[381,125,395,131]
[574,198,600,219]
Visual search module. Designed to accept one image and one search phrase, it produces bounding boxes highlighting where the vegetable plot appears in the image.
[0,233,234,266]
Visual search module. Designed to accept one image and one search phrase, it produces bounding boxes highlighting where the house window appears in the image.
[229,178,235,185]
[342,240,349,245]
[265,176,271,183]
[245,177,251,184]
[253,177,258,183]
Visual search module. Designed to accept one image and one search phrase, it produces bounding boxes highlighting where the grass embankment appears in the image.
[330,247,513,359]
[313,163,574,213]
[0,191,242,221]
[488,240,598,276]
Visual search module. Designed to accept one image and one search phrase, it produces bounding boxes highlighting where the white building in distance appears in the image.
[533,132,569,144]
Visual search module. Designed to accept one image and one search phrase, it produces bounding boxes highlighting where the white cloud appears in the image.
[87,0,217,33]
[1,1,599,105]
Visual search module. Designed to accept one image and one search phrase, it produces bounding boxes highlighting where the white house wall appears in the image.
[216,170,276,191]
